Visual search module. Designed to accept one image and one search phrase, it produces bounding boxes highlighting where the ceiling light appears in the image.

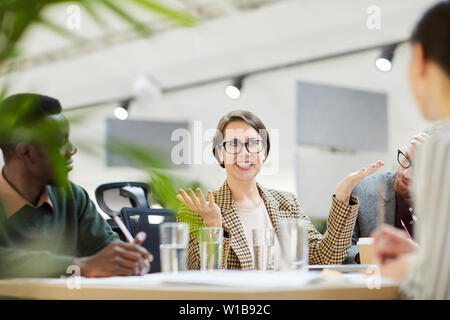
[376,44,397,72]
[114,98,133,120]
[225,76,244,99]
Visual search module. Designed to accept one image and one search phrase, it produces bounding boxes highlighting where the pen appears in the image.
[112,212,150,275]
[114,213,150,276]
[112,212,134,243]
[400,219,413,239]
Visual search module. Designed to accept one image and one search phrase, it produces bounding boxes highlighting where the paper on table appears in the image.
[45,271,319,289]
[0,275,164,288]
[37,270,396,289]
[314,271,399,287]
[65,274,166,287]
[159,270,321,288]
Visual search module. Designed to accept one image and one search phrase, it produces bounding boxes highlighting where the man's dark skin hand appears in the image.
[73,232,154,277]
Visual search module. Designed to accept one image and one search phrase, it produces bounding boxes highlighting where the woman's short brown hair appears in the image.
[212,110,270,168]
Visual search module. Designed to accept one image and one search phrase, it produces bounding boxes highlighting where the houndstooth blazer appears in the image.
[177,181,360,270]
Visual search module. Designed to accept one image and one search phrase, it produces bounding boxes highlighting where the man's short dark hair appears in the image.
[0,93,62,163]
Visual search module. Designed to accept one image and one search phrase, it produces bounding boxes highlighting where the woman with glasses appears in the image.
[371,1,450,299]
[177,110,383,270]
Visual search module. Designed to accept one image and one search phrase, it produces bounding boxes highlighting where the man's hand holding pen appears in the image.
[73,232,153,278]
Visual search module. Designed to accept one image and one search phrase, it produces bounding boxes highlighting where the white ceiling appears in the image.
[1,0,439,107]
[11,0,289,64]
[0,0,438,216]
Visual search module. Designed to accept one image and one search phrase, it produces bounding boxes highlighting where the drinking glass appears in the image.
[252,228,276,271]
[199,227,223,271]
[278,219,309,271]
[159,222,189,273]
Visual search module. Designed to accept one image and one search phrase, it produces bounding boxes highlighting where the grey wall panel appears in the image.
[106,118,189,168]
[296,81,388,152]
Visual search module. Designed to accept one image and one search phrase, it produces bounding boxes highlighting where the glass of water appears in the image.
[199,227,223,271]
[278,219,309,271]
[159,222,189,273]
[252,228,276,271]
[265,228,276,271]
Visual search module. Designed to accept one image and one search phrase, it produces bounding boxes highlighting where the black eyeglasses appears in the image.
[397,149,412,169]
[221,139,265,154]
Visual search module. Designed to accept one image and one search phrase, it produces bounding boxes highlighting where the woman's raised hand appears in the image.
[335,160,385,204]
[176,188,222,228]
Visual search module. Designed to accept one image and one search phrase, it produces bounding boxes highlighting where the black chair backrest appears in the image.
[120,207,176,273]
[95,182,151,218]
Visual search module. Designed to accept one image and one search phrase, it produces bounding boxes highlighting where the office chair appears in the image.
[120,207,176,273]
[95,182,151,241]
[95,182,151,217]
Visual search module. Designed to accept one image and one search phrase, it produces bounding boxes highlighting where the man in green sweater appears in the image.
[0,93,153,278]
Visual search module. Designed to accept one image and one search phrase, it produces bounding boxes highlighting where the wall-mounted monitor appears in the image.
[106,118,189,168]
[296,81,388,152]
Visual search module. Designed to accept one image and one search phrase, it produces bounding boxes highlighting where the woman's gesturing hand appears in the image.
[176,188,222,228]
[335,160,385,204]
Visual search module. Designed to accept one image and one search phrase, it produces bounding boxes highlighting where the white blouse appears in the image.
[237,200,282,270]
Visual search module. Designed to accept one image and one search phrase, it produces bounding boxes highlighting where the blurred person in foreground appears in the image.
[371,1,450,299]
[0,93,153,278]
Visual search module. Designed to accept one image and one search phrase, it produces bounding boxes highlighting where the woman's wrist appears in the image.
[204,219,222,228]
[335,193,350,205]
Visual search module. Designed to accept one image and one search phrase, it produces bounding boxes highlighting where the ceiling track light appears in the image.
[132,74,162,101]
[65,40,408,112]
[225,75,245,99]
[114,97,134,120]
[376,44,398,72]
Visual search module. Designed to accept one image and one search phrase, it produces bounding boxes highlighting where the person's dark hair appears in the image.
[212,110,270,168]
[411,0,450,77]
[0,93,62,163]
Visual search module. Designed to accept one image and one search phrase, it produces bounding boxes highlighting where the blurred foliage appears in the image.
[0,0,196,64]
[0,1,200,219]
[108,138,207,212]
[0,94,73,191]
[311,218,327,235]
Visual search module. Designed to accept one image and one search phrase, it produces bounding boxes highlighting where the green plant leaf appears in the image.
[79,0,107,28]
[36,16,84,41]
[131,0,197,26]
[1,0,201,231]
[100,0,151,36]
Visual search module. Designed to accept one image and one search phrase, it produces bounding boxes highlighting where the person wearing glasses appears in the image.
[0,94,153,278]
[176,110,384,270]
[344,132,428,264]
